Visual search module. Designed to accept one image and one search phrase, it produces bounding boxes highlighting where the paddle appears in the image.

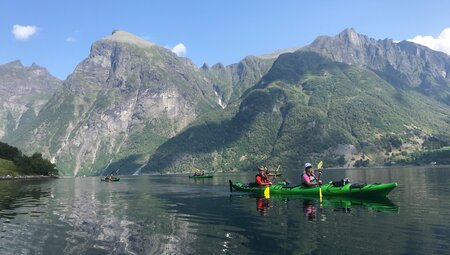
[317,161,323,203]
[275,164,281,176]
[264,185,270,199]
[264,166,272,199]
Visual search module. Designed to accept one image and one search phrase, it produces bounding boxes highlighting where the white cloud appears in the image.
[407,28,450,56]
[172,43,187,57]
[12,25,38,40]
[66,36,76,42]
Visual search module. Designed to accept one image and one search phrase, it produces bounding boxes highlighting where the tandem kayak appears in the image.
[101,177,120,182]
[229,180,397,198]
[189,175,213,179]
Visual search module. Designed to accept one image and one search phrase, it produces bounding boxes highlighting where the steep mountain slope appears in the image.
[6,30,221,176]
[0,61,61,138]
[201,46,300,108]
[143,49,450,173]
[201,56,278,107]
[307,28,450,104]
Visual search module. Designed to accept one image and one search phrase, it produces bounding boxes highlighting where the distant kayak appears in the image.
[101,177,120,182]
[189,175,213,179]
[229,180,397,198]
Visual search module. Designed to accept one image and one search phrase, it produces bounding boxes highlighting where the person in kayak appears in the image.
[256,166,272,187]
[302,163,322,187]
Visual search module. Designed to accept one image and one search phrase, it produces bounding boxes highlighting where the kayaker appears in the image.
[255,166,272,186]
[302,163,322,187]
[201,170,205,176]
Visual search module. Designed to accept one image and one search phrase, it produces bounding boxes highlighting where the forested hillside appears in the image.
[0,142,58,177]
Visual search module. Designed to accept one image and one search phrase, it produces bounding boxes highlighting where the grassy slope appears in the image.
[0,158,19,176]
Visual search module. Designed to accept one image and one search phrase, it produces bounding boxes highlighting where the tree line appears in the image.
[0,141,58,176]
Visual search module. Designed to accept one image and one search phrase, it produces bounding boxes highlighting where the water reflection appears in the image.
[0,180,52,220]
[256,196,270,216]
[250,193,399,218]
[303,199,317,221]
[1,167,450,254]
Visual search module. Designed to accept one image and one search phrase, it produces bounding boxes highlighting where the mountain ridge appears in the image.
[2,28,450,175]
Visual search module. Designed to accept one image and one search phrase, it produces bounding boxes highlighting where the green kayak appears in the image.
[101,177,120,182]
[189,175,213,179]
[229,180,397,198]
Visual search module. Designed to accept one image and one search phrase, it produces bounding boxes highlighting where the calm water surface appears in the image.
[1,166,450,254]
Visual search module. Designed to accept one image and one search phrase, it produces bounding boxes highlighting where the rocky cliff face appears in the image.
[307,28,450,104]
[6,31,221,176]
[201,56,277,108]
[0,61,61,138]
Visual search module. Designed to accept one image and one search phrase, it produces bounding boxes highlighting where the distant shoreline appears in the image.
[0,175,58,181]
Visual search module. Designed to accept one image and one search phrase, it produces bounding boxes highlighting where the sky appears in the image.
[1,0,450,80]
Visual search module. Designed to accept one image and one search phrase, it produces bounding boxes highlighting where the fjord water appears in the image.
[1,166,449,254]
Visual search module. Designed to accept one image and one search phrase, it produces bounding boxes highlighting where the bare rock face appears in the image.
[307,28,450,103]
[7,30,220,176]
[0,61,61,138]
[201,56,281,108]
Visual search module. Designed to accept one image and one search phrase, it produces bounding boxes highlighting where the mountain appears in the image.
[306,28,450,104]
[201,55,284,108]
[3,29,450,175]
[0,61,61,138]
[142,30,450,173]
[201,46,301,108]
[5,30,222,176]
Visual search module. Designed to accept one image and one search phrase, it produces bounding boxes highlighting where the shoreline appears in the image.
[0,175,58,181]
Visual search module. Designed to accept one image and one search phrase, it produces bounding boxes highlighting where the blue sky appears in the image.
[1,0,450,80]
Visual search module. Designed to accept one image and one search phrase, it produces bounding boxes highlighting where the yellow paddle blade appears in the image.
[264,186,270,199]
[317,161,323,170]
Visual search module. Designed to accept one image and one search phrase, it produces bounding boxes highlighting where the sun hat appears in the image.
[304,163,312,169]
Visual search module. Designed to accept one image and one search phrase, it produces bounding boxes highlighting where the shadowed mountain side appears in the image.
[141,88,284,173]
[101,154,143,176]
[140,51,450,173]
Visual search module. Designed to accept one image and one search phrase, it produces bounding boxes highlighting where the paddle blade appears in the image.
[264,186,270,199]
[317,161,323,170]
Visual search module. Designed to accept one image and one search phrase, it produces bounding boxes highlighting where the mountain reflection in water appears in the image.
[0,167,449,255]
